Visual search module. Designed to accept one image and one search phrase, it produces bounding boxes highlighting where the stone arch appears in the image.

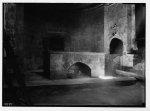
[67,62,91,78]
[109,38,123,54]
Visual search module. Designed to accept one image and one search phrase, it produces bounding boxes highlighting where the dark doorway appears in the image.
[49,36,65,51]
[110,38,123,54]
[43,34,65,79]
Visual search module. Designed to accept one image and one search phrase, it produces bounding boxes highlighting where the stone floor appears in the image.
[28,82,144,106]
[3,72,145,107]
[24,71,137,86]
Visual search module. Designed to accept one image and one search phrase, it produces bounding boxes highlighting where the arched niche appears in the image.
[67,62,91,78]
[109,38,123,54]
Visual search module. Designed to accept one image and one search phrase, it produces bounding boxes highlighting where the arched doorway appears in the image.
[110,38,123,54]
[67,62,91,78]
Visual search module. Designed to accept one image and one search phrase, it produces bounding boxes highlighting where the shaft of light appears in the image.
[98,76,116,79]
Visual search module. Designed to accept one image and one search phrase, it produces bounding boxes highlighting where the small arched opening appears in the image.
[67,62,91,78]
[110,38,123,54]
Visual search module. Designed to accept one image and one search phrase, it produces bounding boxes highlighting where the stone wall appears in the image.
[4,3,136,75]
[3,3,25,71]
[23,4,105,71]
[105,54,134,76]
[50,52,105,78]
[120,54,134,67]
[104,4,135,54]
[66,7,104,52]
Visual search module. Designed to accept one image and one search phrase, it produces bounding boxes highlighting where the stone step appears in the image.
[116,69,144,80]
